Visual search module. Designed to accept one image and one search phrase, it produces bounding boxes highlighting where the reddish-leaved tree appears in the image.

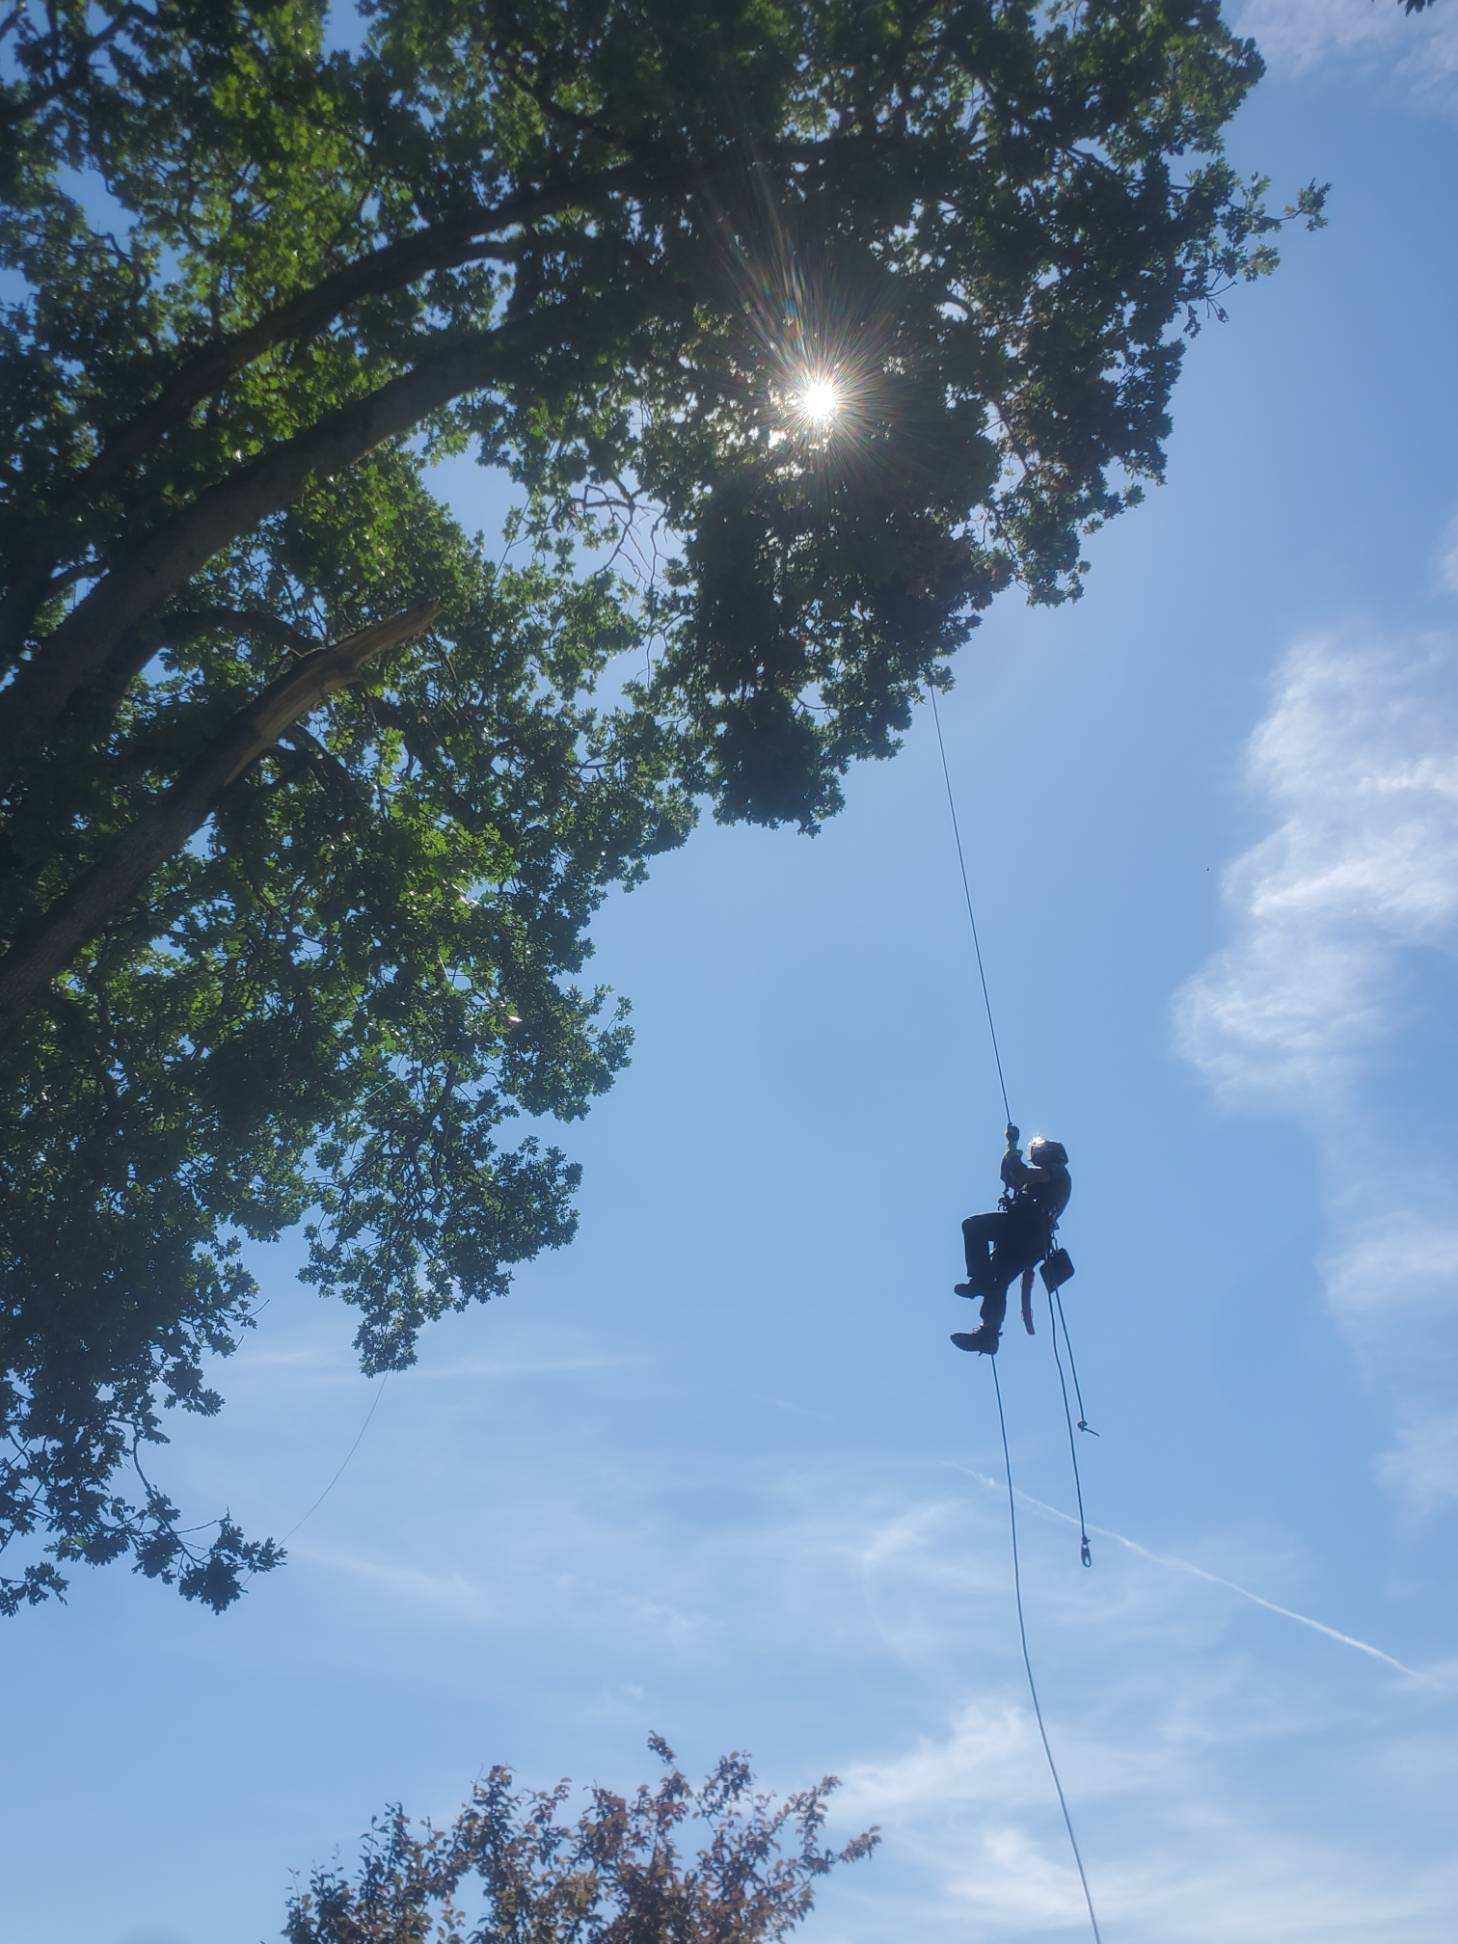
[283,1738,877,1942]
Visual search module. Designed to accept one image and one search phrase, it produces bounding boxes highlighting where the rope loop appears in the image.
[1053,1288,1097,1437]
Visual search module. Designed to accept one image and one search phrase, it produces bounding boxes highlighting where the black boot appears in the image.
[950,1327,999,1355]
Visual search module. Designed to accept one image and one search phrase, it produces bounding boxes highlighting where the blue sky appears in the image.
[7,6,1458,1941]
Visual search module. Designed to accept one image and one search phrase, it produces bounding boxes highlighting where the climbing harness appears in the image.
[929,681,1105,1941]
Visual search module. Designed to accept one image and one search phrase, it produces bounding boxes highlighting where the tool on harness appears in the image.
[1020,1242,1076,1334]
[1041,1246,1075,1294]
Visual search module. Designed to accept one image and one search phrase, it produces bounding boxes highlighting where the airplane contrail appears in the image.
[947,1462,1434,1685]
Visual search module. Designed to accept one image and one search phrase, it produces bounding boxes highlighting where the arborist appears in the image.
[951,1126,1072,1356]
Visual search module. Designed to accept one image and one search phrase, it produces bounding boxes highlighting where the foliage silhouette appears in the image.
[281,1737,878,1943]
[0,0,1324,1611]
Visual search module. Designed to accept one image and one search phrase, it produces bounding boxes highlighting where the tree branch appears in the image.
[0,317,542,790]
[0,599,439,1029]
[50,164,654,517]
[0,129,891,661]
[0,3,150,130]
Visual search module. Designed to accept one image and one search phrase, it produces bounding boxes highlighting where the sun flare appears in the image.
[795,376,842,426]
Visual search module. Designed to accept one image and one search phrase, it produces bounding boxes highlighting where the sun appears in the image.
[794,375,842,427]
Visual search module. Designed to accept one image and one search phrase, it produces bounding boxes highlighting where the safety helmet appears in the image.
[1028,1137,1068,1167]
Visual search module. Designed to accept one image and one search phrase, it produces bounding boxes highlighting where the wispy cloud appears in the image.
[1175,630,1458,1511]
[836,1695,1166,1825]
[1379,1411,1458,1517]
[949,1464,1431,1683]
[1175,634,1458,1106]
[920,1822,1458,1944]
[290,1544,495,1620]
[1438,510,1458,595]
[1237,0,1458,116]
[408,1351,641,1382]
[820,1462,1458,1942]
[232,1344,638,1386]
[204,1414,1458,1944]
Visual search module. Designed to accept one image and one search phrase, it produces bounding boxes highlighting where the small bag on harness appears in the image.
[1040,1246,1075,1294]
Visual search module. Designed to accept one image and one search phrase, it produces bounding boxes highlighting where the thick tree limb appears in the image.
[0,319,539,791]
[0,132,887,664]
[51,165,653,516]
[57,135,870,518]
[0,599,439,1031]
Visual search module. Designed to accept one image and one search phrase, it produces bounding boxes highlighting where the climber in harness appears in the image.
[951,1127,1072,1356]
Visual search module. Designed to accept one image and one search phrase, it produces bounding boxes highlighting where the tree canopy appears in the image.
[281,1738,876,1943]
[0,0,1324,1614]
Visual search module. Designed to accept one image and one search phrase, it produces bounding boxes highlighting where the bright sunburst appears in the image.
[794,375,843,427]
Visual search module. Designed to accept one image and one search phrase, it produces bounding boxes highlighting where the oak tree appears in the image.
[0,0,1322,1611]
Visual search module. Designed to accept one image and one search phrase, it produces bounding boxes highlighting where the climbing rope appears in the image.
[991,1356,1105,1942]
[928,681,1011,1126]
[1048,1287,1093,1569]
[931,681,1103,1938]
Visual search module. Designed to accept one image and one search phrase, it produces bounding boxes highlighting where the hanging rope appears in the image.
[1047,1289,1093,1570]
[1053,1288,1097,1438]
[991,1356,1105,1943]
[280,1374,389,1545]
[928,681,1011,1126]
[931,682,1103,1935]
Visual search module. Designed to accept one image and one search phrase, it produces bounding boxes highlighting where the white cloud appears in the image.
[836,1696,1165,1825]
[187,1385,1458,1944]
[828,1663,1458,1941]
[951,1464,1431,1682]
[1237,0,1458,115]
[1239,0,1413,68]
[945,1823,1095,1933]
[1176,635,1458,1106]
[1378,1411,1458,1515]
[291,1544,495,1620]
[1176,632,1458,1512]
[1105,1826,1458,1944]
[1322,1209,1458,1325]
[1438,511,1458,595]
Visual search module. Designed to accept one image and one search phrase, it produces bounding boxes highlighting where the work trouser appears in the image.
[961,1210,1047,1334]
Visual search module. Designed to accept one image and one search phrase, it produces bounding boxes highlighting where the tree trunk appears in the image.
[0,600,439,1034]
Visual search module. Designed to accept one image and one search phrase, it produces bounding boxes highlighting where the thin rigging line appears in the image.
[280,1375,389,1545]
[991,1357,1105,1943]
[1048,1288,1093,1570]
[927,682,1011,1125]
[1053,1287,1097,1435]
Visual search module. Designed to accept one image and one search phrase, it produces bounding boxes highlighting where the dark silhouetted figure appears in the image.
[951,1128,1071,1356]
